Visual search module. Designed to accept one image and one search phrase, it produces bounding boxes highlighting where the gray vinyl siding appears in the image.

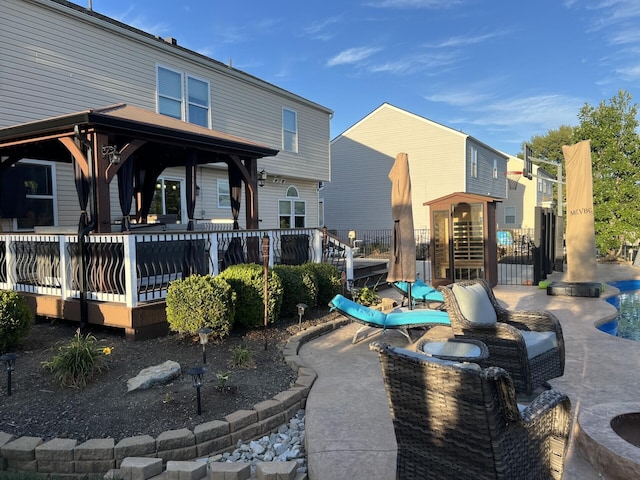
[465,140,508,198]
[1,0,331,230]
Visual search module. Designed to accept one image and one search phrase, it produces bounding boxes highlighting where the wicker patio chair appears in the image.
[438,279,565,395]
[370,341,572,480]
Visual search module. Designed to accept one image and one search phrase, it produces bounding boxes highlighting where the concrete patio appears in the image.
[300,263,640,479]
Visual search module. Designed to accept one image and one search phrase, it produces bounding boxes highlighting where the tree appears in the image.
[572,90,640,259]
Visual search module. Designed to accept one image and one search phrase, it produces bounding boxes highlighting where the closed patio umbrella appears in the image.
[387,152,416,308]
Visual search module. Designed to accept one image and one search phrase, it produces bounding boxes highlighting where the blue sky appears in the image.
[87,0,640,156]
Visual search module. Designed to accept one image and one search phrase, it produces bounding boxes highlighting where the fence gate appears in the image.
[533,207,557,285]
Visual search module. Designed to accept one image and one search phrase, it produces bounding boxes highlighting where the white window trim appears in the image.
[470,147,478,178]
[278,185,306,227]
[186,74,211,128]
[152,176,186,223]
[14,159,58,231]
[156,64,184,120]
[493,159,498,179]
[282,108,298,153]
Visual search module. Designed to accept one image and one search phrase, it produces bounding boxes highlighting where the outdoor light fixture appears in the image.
[296,303,307,332]
[187,365,205,415]
[258,169,267,187]
[195,185,201,196]
[101,145,121,164]
[0,353,16,396]
[197,326,213,364]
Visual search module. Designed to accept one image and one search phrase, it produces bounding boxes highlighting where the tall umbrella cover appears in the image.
[387,152,416,285]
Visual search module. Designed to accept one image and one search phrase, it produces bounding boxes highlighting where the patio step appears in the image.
[352,259,389,290]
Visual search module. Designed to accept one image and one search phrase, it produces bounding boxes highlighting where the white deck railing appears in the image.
[0,228,354,308]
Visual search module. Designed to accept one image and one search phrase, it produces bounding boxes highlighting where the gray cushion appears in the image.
[520,330,557,359]
[452,283,497,325]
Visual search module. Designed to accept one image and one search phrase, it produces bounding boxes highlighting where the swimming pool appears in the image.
[599,280,640,340]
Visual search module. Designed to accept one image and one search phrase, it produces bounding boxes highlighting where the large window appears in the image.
[283,108,298,153]
[157,66,183,120]
[149,177,184,222]
[187,76,209,127]
[217,179,230,208]
[279,186,305,228]
[14,161,56,230]
[157,66,210,127]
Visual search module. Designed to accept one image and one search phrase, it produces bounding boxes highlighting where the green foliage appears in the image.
[573,90,640,258]
[217,264,283,328]
[216,371,232,388]
[273,264,318,317]
[352,286,381,306]
[42,330,110,388]
[165,274,235,339]
[301,263,341,306]
[230,345,253,368]
[0,290,33,352]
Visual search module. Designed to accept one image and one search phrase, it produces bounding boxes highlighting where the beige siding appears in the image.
[1,0,330,230]
[324,104,469,230]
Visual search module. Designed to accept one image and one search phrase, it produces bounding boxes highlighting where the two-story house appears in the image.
[1,0,332,232]
[323,103,508,234]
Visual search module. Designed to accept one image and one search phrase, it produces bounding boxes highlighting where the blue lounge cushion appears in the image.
[329,294,387,326]
[385,309,449,327]
[393,280,444,303]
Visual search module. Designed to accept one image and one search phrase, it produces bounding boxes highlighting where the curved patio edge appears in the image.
[0,316,350,476]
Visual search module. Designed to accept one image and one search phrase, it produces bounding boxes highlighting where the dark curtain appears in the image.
[185,152,197,231]
[117,157,134,232]
[134,164,164,222]
[74,159,90,233]
[0,166,27,219]
[228,163,242,230]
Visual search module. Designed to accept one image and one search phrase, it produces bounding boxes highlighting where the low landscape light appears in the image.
[187,365,205,415]
[0,353,17,396]
[197,327,213,364]
[296,303,307,332]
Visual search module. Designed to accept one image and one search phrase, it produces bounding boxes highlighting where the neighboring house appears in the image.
[323,103,508,232]
[497,155,556,231]
[0,0,332,232]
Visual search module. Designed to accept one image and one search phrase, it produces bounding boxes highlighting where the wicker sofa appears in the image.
[438,279,565,395]
[370,341,572,480]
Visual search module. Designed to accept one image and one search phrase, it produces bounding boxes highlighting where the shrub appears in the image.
[42,329,110,388]
[165,274,235,339]
[352,286,381,306]
[273,264,318,318]
[301,263,341,306]
[218,264,283,328]
[0,290,33,352]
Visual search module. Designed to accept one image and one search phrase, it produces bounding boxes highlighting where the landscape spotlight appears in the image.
[197,327,213,364]
[187,365,205,415]
[296,303,308,332]
[0,353,17,396]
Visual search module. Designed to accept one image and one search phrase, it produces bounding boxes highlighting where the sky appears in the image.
[84,0,640,157]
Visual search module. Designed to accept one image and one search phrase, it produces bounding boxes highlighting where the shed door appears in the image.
[452,202,484,281]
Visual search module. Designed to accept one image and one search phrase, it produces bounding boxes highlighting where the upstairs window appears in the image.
[187,76,209,127]
[283,108,298,153]
[470,147,478,178]
[157,66,183,120]
[493,159,498,179]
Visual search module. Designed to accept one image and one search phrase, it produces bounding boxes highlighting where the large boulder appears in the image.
[127,360,181,392]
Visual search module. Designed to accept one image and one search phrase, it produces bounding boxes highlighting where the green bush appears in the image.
[301,263,341,306]
[218,264,283,328]
[0,290,33,352]
[274,265,318,318]
[42,329,110,388]
[165,274,235,339]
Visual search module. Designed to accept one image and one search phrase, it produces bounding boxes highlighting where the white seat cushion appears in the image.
[452,283,497,325]
[520,331,558,359]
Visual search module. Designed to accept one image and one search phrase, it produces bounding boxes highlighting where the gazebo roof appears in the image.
[0,103,279,161]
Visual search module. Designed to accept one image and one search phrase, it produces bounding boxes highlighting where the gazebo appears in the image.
[0,104,279,338]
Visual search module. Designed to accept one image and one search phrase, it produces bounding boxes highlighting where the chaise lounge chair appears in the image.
[390,279,445,308]
[329,294,450,344]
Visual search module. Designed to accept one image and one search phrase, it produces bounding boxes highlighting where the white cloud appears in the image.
[616,64,640,81]
[326,47,381,67]
[302,16,342,41]
[428,32,504,48]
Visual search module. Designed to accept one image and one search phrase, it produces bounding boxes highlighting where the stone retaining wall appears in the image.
[0,317,349,477]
